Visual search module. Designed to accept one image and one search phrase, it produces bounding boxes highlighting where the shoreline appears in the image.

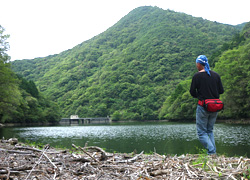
[1,119,250,127]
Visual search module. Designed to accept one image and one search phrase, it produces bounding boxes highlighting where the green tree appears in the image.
[159,79,196,120]
[0,25,10,63]
[0,25,22,122]
[214,41,250,118]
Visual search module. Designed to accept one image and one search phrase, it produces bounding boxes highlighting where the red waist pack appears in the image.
[198,99,224,112]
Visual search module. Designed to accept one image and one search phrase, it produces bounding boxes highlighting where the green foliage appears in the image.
[243,168,250,179]
[214,29,250,118]
[159,79,197,120]
[0,62,22,122]
[0,25,10,63]
[18,75,39,98]
[11,6,242,121]
[209,32,246,67]
[0,26,22,122]
[111,111,122,121]
[0,25,60,124]
[12,75,61,123]
[192,149,210,171]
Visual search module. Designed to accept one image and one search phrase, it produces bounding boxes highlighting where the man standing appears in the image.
[190,55,224,155]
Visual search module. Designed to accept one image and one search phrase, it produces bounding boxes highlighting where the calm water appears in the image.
[0,122,249,157]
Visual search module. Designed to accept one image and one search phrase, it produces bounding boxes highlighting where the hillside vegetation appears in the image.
[11,6,247,121]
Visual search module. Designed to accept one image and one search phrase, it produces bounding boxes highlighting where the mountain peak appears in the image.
[11,7,240,120]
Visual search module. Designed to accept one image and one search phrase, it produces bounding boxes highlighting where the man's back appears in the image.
[190,70,224,100]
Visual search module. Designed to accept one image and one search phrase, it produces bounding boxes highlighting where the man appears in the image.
[190,55,224,155]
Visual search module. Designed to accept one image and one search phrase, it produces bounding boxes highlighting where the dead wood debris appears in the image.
[0,138,249,180]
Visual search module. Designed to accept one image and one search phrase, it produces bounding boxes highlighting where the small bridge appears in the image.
[60,115,111,125]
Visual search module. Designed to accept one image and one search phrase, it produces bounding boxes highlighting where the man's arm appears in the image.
[218,76,224,94]
[190,77,197,98]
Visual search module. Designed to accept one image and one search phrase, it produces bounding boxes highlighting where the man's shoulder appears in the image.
[193,71,205,77]
[192,70,220,78]
[210,70,220,76]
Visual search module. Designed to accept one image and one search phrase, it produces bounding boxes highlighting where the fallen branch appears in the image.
[83,146,107,154]
[83,146,109,160]
[150,169,169,176]
[14,145,42,152]
[72,144,100,164]
[0,148,34,154]
[25,145,53,180]
[115,151,144,163]
[0,169,20,175]
[70,157,90,163]
[11,165,32,171]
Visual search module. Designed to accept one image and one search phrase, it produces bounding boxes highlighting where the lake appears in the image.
[0,122,249,157]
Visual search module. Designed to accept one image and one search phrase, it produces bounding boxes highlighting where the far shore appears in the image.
[1,118,250,127]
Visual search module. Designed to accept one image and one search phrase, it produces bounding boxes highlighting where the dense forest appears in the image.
[0,25,60,124]
[7,6,250,122]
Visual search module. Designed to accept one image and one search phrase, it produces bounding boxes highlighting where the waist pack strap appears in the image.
[198,100,204,106]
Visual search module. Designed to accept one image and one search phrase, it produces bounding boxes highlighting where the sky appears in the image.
[1,0,250,61]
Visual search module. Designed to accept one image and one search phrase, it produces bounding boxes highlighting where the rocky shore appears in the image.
[0,138,250,180]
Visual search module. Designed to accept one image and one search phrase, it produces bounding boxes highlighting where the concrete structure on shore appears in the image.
[60,115,111,125]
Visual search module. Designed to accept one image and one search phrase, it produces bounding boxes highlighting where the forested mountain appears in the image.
[11,6,242,121]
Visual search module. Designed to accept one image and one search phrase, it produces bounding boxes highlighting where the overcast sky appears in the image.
[1,0,250,61]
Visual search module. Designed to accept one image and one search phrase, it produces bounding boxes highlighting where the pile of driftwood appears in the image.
[0,138,249,180]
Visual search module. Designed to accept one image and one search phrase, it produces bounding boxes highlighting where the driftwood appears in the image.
[72,144,100,163]
[0,148,34,154]
[0,138,249,180]
[114,150,144,163]
[24,144,56,180]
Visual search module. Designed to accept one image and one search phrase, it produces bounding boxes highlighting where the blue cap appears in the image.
[196,55,211,76]
[196,55,208,65]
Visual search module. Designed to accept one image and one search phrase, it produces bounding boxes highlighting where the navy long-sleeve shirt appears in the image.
[190,70,224,100]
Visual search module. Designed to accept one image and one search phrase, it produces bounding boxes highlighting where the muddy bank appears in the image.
[0,138,249,180]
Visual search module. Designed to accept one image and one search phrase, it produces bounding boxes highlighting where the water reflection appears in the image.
[14,123,197,140]
[215,124,250,146]
[1,122,249,157]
